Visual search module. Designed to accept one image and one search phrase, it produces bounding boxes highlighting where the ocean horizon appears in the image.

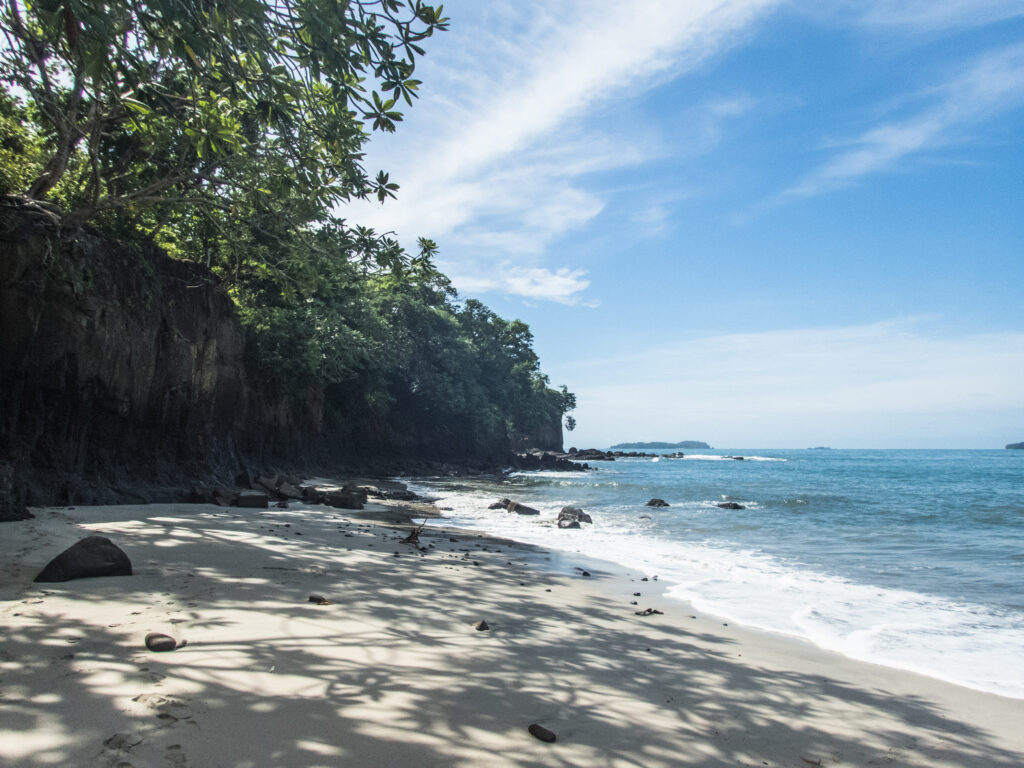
[407,448,1024,699]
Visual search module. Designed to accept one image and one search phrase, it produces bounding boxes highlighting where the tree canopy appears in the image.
[1,0,577,460]
[1,0,446,224]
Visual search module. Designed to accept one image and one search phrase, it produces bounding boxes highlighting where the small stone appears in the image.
[528,723,557,743]
[634,608,664,616]
[633,592,641,596]
[144,633,178,652]
[308,595,332,605]
[473,620,490,631]
[641,577,649,582]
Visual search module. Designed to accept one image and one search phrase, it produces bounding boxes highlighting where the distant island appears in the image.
[611,440,711,449]
[1007,442,1024,449]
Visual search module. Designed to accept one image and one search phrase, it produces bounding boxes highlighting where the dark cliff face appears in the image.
[0,207,563,520]
[0,208,249,517]
[512,413,564,453]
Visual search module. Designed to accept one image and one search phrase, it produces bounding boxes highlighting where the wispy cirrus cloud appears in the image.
[345,0,779,300]
[854,0,1024,29]
[776,43,1024,201]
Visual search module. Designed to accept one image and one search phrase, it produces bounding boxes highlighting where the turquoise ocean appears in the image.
[406,449,1024,698]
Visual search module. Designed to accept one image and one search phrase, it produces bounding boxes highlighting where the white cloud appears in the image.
[777,43,1024,200]
[344,0,779,298]
[449,265,593,306]
[855,0,1024,29]
[558,318,1024,447]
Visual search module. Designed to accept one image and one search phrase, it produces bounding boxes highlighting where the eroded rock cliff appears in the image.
[0,207,249,518]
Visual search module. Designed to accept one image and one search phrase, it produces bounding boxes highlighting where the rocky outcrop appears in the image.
[511,451,587,472]
[1007,442,1024,449]
[646,498,669,507]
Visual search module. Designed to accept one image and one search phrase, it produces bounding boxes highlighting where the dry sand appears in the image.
[1,499,1022,767]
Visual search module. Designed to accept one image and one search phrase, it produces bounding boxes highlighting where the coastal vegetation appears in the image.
[0,0,576,501]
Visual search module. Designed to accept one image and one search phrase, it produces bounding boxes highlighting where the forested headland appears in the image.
[0,1,575,519]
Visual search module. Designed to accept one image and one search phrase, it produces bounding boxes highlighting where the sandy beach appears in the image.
[1,497,1022,768]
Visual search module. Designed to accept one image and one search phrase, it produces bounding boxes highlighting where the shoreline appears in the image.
[2,498,1022,767]
[409,460,1024,701]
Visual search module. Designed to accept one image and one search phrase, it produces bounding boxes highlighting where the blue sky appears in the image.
[347,0,1024,448]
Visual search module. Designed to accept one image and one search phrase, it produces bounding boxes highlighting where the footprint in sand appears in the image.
[132,693,193,724]
[165,744,187,765]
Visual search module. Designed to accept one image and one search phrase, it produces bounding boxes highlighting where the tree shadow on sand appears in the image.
[2,502,1021,767]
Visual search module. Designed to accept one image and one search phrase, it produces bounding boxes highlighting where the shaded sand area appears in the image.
[2,500,1022,767]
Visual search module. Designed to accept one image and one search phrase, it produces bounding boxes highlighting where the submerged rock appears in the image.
[35,536,132,583]
[645,498,669,507]
[716,502,746,510]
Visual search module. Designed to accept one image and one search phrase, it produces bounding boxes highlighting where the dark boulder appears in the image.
[646,498,669,507]
[716,502,746,510]
[323,489,364,510]
[507,501,540,516]
[302,486,326,504]
[213,488,238,507]
[278,482,303,500]
[35,536,132,582]
[557,506,593,529]
[488,498,512,510]
[320,484,366,510]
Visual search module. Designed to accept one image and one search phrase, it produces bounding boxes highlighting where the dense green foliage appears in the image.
[1,1,575,459]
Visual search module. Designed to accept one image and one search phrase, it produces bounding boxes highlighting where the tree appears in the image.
[0,0,448,226]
